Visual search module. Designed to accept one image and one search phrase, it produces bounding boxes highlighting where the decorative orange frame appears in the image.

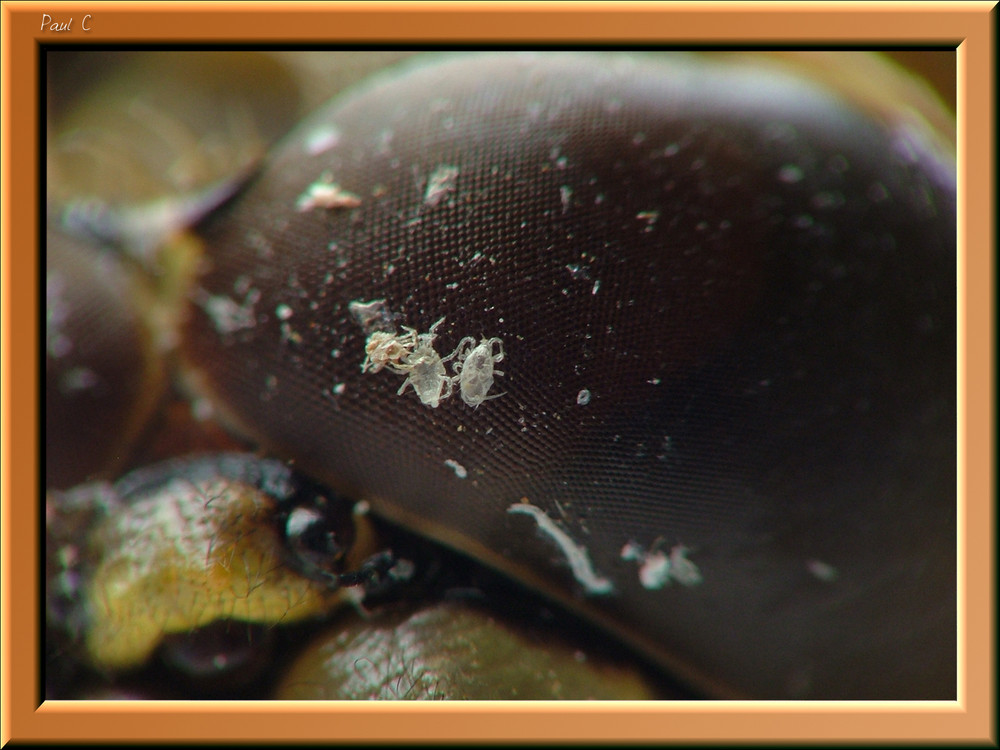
[2,2,994,744]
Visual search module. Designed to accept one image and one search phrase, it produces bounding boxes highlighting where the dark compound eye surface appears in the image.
[179,52,956,699]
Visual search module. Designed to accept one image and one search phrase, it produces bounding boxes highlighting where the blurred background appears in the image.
[46,49,955,211]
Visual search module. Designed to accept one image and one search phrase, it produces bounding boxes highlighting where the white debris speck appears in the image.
[342,585,366,608]
[275,303,293,320]
[620,541,643,562]
[197,292,257,334]
[444,459,467,479]
[591,279,601,295]
[621,540,703,589]
[559,185,573,213]
[59,366,100,394]
[46,271,72,358]
[811,190,845,210]
[576,389,592,406]
[348,299,396,334]
[806,559,839,583]
[424,164,459,207]
[279,322,302,345]
[636,210,660,227]
[388,557,416,582]
[620,541,671,590]
[296,174,361,212]
[285,505,323,538]
[638,550,672,589]
[777,164,805,184]
[507,502,613,596]
[332,383,346,396]
[668,544,703,587]
[303,125,341,155]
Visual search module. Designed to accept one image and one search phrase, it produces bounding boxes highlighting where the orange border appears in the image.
[2,1,994,744]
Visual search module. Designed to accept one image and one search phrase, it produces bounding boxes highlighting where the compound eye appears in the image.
[280,494,357,584]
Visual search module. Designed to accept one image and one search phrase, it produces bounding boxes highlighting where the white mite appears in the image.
[361,327,418,373]
[390,318,456,408]
[450,336,505,407]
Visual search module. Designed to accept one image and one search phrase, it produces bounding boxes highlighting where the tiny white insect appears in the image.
[361,327,418,373]
[390,318,456,408]
[450,336,505,407]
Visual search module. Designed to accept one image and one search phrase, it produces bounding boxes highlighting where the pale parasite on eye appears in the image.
[361,328,418,374]
[350,300,505,409]
[390,318,455,409]
[450,336,505,407]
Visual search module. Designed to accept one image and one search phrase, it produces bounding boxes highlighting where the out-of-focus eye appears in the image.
[45,227,167,489]
[47,453,373,674]
[273,600,670,700]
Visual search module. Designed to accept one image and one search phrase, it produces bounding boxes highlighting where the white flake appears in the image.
[296,174,361,212]
[507,502,613,596]
[806,559,839,583]
[668,544,703,587]
[621,540,703,589]
[444,459,467,479]
[197,292,257,334]
[424,164,459,207]
[303,125,341,155]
